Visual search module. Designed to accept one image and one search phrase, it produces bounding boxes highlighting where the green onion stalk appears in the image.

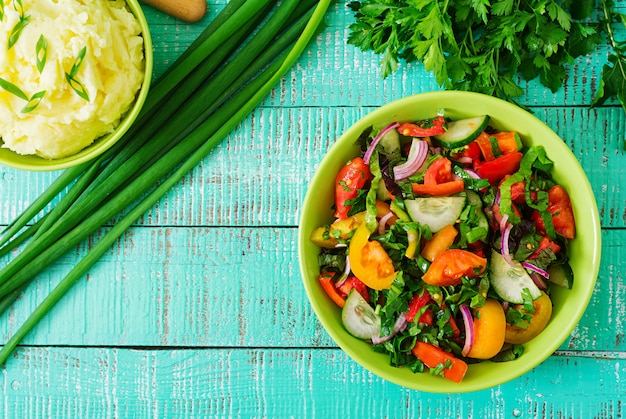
[0,0,333,366]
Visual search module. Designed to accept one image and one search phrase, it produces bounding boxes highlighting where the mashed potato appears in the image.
[0,0,145,159]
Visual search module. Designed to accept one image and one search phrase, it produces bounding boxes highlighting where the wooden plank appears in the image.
[1,347,624,418]
[140,1,626,108]
[0,227,623,351]
[1,106,624,228]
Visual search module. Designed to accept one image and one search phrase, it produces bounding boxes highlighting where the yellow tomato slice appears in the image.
[348,223,396,290]
[467,298,506,359]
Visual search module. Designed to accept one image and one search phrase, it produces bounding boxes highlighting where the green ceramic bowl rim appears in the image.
[298,91,602,393]
[0,0,153,172]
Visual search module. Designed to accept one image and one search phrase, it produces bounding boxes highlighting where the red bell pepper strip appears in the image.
[412,157,465,196]
[475,131,522,161]
[397,116,446,137]
[319,273,345,308]
[411,341,468,383]
[476,151,523,185]
[334,157,371,219]
[412,180,465,196]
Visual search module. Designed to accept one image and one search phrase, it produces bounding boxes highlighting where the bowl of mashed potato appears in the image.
[0,0,152,171]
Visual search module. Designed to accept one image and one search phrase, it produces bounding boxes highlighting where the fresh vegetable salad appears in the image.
[310,113,576,383]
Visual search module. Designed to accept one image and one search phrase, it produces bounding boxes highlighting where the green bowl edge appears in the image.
[298,91,602,393]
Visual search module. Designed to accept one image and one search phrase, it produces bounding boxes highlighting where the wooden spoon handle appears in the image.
[141,0,207,23]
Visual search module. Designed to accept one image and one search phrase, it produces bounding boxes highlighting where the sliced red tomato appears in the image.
[465,140,482,167]
[529,236,562,259]
[412,157,465,196]
[406,290,433,324]
[337,276,370,302]
[491,201,522,230]
[476,152,523,185]
[532,185,576,239]
[501,176,538,205]
[397,115,446,137]
[422,249,487,286]
[334,157,372,219]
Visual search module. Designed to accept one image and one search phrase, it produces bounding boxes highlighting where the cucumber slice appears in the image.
[548,263,574,289]
[342,290,381,340]
[405,196,466,233]
[489,250,542,304]
[465,190,489,242]
[433,115,490,148]
[379,127,401,160]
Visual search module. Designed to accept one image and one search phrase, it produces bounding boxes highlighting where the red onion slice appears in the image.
[499,213,509,233]
[334,255,351,288]
[464,168,482,179]
[378,211,394,235]
[501,222,514,265]
[529,272,548,290]
[364,122,400,164]
[460,304,474,357]
[522,261,550,279]
[371,313,408,344]
[393,139,428,180]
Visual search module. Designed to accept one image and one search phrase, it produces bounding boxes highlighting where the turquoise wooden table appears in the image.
[1,1,626,417]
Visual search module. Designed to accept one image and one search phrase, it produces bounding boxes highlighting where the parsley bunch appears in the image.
[592,0,626,114]
[347,0,625,111]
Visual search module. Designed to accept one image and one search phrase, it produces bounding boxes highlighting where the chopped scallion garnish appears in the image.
[0,77,45,113]
[36,34,47,73]
[66,47,89,101]
[65,74,89,101]
[0,76,28,100]
[0,0,332,366]
[21,90,45,113]
[12,0,24,17]
[8,14,29,48]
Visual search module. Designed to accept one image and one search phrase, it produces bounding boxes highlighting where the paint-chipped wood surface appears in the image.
[1,1,626,417]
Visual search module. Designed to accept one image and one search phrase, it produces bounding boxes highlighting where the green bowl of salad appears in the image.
[298,91,601,393]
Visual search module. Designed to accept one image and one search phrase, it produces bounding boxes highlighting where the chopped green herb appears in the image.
[21,90,45,113]
[36,34,47,73]
[66,47,90,101]
[0,77,45,113]
[65,74,90,101]
[12,0,23,17]
[68,46,87,78]
[0,76,28,100]
[347,0,625,117]
[8,14,29,48]
[591,0,626,114]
